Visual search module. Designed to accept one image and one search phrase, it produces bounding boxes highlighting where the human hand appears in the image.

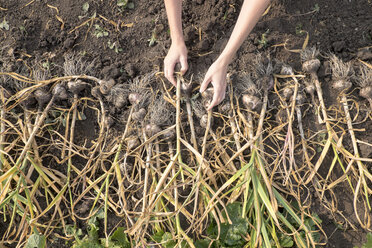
[164,42,188,86]
[200,59,228,111]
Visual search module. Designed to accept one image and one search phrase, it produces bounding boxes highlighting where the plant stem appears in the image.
[185,98,198,150]
[341,94,371,226]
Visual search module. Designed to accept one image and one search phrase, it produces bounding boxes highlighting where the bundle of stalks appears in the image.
[189,55,320,248]
[278,65,314,185]
[329,54,372,229]
[0,72,69,244]
[299,47,371,230]
[300,47,351,188]
[125,75,198,247]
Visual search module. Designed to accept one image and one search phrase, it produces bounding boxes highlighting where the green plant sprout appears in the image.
[117,0,134,10]
[108,41,123,53]
[0,19,9,30]
[258,29,270,48]
[354,233,372,248]
[93,24,109,38]
[68,210,131,248]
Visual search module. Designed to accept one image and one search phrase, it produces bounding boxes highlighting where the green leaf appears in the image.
[312,3,320,13]
[73,240,102,248]
[25,234,46,248]
[195,239,210,248]
[0,19,9,30]
[161,232,177,248]
[78,110,87,121]
[109,227,131,248]
[280,235,294,247]
[151,230,165,243]
[223,202,243,223]
[218,203,249,246]
[355,233,372,248]
[127,2,134,9]
[117,0,128,7]
[82,2,89,12]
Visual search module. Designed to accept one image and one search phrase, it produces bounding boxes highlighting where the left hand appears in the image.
[200,58,228,111]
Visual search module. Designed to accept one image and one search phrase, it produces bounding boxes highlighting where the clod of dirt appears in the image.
[332,41,346,53]
[359,143,372,158]
[132,108,146,122]
[63,37,75,49]
[76,201,91,215]
[107,84,128,109]
[197,39,210,51]
[102,64,120,79]
[67,80,87,95]
[125,64,137,77]
[34,89,51,107]
[184,26,196,43]
[100,78,116,95]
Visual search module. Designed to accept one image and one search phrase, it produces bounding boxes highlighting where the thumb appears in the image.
[180,57,188,75]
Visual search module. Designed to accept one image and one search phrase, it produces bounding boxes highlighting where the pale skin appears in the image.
[164,0,270,110]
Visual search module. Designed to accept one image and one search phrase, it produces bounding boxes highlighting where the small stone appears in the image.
[332,41,345,53]
[197,39,210,51]
[63,37,75,49]
[125,63,136,77]
[102,65,120,79]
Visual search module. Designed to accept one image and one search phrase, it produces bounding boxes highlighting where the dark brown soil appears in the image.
[0,0,371,247]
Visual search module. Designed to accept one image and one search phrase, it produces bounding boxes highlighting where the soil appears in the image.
[0,0,371,247]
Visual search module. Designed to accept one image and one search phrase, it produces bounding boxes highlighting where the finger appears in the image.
[200,75,211,93]
[180,57,188,75]
[207,84,225,111]
[165,62,177,86]
[207,91,221,111]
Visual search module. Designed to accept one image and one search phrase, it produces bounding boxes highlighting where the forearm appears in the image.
[219,0,270,64]
[164,0,184,44]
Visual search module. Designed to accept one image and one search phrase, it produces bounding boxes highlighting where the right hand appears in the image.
[164,41,188,86]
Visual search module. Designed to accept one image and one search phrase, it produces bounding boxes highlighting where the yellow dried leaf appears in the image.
[121,22,134,28]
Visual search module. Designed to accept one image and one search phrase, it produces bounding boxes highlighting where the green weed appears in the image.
[68,210,131,248]
[93,25,109,38]
[0,19,9,30]
[354,233,372,248]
